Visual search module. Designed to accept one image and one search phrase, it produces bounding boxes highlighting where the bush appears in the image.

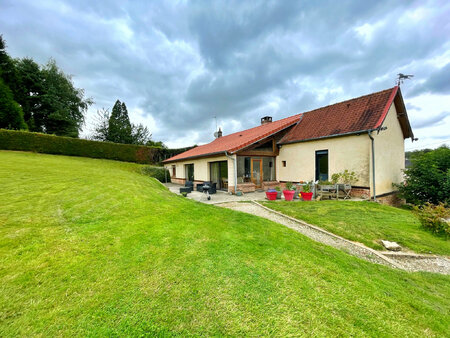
[0,129,161,164]
[141,166,171,183]
[396,146,450,205]
[414,203,450,237]
[331,170,358,184]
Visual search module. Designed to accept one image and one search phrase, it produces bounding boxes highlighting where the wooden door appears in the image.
[251,159,263,188]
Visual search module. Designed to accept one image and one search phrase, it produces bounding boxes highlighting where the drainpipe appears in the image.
[368,127,388,202]
[225,151,237,194]
[368,131,376,201]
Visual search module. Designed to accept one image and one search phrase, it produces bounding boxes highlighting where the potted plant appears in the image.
[283,182,295,201]
[265,189,278,201]
[275,186,282,199]
[300,182,313,201]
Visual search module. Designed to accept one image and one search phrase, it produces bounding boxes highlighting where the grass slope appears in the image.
[0,151,449,336]
[262,201,450,256]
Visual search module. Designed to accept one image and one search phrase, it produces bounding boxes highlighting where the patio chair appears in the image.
[336,184,352,200]
[180,181,194,194]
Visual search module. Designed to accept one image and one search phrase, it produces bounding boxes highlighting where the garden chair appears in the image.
[336,184,352,200]
[180,181,194,194]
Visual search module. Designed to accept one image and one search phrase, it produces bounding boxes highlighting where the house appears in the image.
[163,86,414,202]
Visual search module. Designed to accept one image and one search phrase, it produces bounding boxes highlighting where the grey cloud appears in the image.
[409,63,450,96]
[411,111,449,129]
[1,0,449,147]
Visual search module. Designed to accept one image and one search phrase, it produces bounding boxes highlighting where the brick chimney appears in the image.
[261,116,272,125]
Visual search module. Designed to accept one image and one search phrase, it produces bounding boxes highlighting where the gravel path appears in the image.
[218,201,450,274]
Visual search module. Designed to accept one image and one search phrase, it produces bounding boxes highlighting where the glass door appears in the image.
[251,159,263,188]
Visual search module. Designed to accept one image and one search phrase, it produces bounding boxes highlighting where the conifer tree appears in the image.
[107,100,132,144]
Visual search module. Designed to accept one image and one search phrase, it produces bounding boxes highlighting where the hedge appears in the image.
[0,129,163,164]
[141,165,171,183]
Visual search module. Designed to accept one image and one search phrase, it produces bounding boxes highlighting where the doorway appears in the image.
[209,161,228,190]
[251,158,263,188]
[315,150,329,181]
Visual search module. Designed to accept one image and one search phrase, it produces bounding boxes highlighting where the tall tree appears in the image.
[39,59,93,137]
[107,100,132,144]
[14,58,44,131]
[0,78,26,130]
[0,35,20,96]
[91,108,110,142]
[131,123,152,145]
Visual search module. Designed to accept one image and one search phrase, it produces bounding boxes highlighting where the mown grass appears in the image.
[262,200,450,255]
[1,150,449,336]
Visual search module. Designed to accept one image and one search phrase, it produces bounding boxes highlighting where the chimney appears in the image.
[217,127,222,138]
[261,116,272,125]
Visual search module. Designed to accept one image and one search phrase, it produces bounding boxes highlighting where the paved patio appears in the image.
[163,183,269,204]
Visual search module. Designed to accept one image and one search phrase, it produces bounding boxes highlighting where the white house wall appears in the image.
[164,155,235,188]
[276,134,371,187]
[371,103,405,196]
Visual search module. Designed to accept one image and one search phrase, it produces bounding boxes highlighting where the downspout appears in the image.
[225,151,237,194]
[368,130,376,202]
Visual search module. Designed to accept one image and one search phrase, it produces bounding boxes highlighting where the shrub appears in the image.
[141,166,171,183]
[285,182,294,191]
[331,170,358,184]
[0,129,161,164]
[396,146,450,205]
[414,203,450,237]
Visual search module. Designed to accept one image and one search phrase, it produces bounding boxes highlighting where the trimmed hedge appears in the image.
[141,166,171,183]
[0,129,162,164]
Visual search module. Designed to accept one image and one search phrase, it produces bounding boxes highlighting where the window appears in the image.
[171,165,176,177]
[282,161,287,167]
[185,164,194,182]
[315,150,328,181]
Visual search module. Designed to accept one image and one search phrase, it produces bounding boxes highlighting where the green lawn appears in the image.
[262,200,450,256]
[1,151,449,336]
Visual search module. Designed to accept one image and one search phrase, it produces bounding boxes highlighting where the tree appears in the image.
[39,59,92,137]
[0,78,27,130]
[91,108,110,141]
[131,123,152,145]
[0,35,20,96]
[396,146,450,205]
[107,100,132,144]
[14,58,45,131]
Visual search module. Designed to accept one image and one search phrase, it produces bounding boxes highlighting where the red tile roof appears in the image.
[163,114,301,162]
[165,86,413,163]
[279,87,400,144]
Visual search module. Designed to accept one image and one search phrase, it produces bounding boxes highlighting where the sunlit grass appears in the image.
[262,200,450,255]
[0,151,449,336]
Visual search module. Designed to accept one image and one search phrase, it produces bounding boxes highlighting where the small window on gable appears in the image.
[282,161,287,167]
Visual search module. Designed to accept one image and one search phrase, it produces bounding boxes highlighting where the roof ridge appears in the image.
[300,86,397,116]
[219,113,302,138]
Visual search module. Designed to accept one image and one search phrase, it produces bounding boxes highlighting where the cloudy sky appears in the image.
[1,0,449,150]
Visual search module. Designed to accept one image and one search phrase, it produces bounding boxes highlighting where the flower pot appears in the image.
[276,191,282,199]
[236,191,243,196]
[301,192,313,201]
[265,191,278,201]
[283,190,295,201]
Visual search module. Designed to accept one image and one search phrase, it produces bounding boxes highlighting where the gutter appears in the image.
[225,151,237,194]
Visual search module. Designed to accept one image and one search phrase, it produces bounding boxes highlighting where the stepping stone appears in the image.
[381,240,402,251]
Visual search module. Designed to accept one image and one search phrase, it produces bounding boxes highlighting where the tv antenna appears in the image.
[396,73,414,86]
